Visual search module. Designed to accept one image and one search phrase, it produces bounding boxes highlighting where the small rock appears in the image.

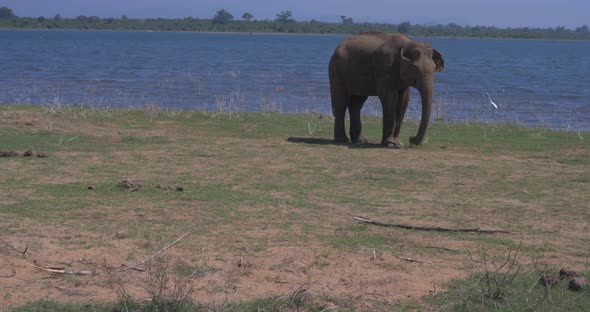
[118,179,142,189]
[237,258,251,268]
[559,267,578,280]
[23,150,33,157]
[0,150,18,157]
[540,275,560,287]
[155,184,162,189]
[569,277,587,291]
[119,180,133,188]
[37,153,47,158]
[176,186,184,192]
[88,186,95,190]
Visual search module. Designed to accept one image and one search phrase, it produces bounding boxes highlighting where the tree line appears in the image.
[1,7,589,40]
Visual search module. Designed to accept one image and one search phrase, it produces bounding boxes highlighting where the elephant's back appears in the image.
[332,32,392,61]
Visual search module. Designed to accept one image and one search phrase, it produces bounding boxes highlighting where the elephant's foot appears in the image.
[351,135,368,144]
[384,142,402,149]
[381,138,403,148]
[409,136,424,145]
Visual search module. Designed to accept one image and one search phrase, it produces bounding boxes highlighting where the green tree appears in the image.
[212,9,233,24]
[576,25,589,33]
[398,21,411,33]
[54,14,62,21]
[0,6,15,18]
[275,10,295,23]
[242,12,253,22]
[340,16,353,25]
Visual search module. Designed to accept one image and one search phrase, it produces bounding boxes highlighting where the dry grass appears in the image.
[1,105,589,311]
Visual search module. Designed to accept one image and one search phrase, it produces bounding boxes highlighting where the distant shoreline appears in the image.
[2,27,589,42]
[2,12,589,41]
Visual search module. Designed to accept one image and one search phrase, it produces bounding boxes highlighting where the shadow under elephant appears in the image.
[286,137,405,149]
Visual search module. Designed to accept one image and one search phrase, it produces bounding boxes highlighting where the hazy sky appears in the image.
[2,0,589,28]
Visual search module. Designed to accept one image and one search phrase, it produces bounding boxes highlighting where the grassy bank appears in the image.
[1,105,589,311]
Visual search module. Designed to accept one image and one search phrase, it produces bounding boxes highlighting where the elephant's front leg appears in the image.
[379,92,400,148]
[393,89,410,146]
[348,95,368,144]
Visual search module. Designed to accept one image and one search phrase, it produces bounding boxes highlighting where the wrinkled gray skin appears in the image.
[329,32,444,147]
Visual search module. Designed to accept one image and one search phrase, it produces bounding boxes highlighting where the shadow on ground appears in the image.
[287,137,393,149]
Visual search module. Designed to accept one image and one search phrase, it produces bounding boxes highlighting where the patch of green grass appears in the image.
[0,128,99,153]
[422,122,589,153]
[11,301,111,312]
[428,270,590,312]
[175,261,218,278]
[557,157,590,166]
[224,296,328,312]
[325,224,395,251]
[14,296,329,312]
[120,135,170,145]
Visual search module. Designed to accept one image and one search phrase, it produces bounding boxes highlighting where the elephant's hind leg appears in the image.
[379,92,401,148]
[349,95,368,143]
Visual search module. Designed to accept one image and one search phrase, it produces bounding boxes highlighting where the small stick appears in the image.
[123,232,190,271]
[419,246,459,252]
[353,217,511,234]
[120,264,145,272]
[429,282,437,295]
[399,256,424,263]
[27,261,93,276]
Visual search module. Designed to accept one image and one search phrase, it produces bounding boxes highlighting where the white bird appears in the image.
[486,93,498,109]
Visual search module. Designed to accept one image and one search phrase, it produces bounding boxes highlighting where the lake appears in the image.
[1,29,589,130]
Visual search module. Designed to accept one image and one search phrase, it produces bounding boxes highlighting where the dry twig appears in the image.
[353,217,511,234]
[419,246,459,252]
[27,261,93,276]
[399,256,424,263]
[123,232,190,271]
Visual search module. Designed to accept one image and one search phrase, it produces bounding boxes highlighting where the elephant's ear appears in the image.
[401,47,420,62]
[432,49,444,72]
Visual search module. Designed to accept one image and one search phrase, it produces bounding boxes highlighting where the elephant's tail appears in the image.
[328,59,337,117]
[331,98,335,117]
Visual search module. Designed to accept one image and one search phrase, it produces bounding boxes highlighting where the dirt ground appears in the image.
[0,226,472,310]
[1,108,588,310]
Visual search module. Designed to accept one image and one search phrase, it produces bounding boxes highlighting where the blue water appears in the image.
[1,29,589,130]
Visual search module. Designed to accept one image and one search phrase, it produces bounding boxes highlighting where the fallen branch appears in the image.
[28,261,93,276]
[353,217,511,234]
[420,246,459,252]
[123,232,190,271]
[399,256,424,263]
[120,264,145,272]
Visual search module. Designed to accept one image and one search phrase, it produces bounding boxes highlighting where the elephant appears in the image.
[328,31,444,147]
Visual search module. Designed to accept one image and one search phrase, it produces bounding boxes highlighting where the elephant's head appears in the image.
[397,42,444,145]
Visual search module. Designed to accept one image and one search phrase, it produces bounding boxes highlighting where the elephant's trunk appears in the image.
[410,79,433,145]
